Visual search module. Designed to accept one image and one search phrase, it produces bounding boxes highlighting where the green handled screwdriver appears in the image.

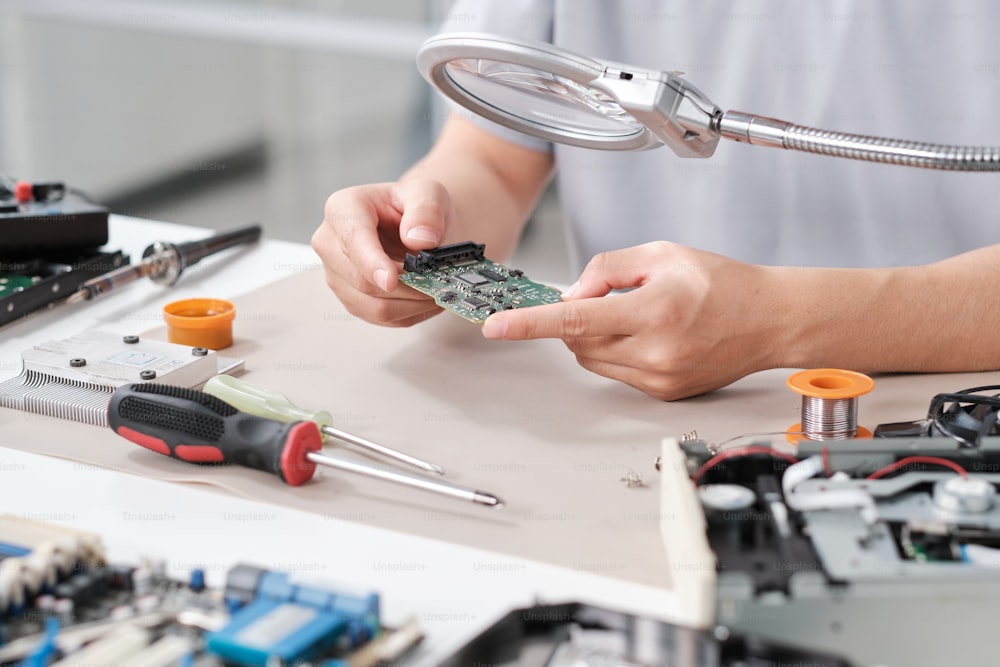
[203,375,445,476]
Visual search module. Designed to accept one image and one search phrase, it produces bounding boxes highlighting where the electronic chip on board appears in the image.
[399,242,562,324]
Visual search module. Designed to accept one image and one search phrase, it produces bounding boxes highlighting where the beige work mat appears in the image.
[2,268,996,589]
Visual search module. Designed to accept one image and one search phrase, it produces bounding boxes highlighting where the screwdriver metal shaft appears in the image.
[319,424,445,476]
[306,451,502,508]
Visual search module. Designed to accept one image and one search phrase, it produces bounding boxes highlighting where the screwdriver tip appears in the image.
[473,492,504,509]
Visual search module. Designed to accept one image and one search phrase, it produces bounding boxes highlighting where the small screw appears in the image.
[191,347,209,356]
[139,370,157,380]
[69,358,86,367]
[620,469,646,488]
[123,335,140,344]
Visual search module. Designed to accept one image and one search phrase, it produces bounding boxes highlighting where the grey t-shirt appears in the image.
[439,0,999,271]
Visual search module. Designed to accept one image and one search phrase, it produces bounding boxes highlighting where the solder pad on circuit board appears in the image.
[399,242,562,324]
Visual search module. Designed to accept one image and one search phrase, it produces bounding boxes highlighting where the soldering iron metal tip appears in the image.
[473,491,505,509]
[64,289,89,304]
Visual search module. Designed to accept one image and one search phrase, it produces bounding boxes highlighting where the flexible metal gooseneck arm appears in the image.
[717,110,1000,171]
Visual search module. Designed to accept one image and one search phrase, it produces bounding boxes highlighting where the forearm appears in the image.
[400,116,553,261]
[772,244,1000,373]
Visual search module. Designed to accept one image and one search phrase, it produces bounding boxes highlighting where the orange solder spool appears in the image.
[786,368,874,443]
[163,298,236,350]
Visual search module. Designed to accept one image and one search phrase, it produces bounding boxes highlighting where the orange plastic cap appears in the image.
[163,298,236,350]
[786,368,874,399]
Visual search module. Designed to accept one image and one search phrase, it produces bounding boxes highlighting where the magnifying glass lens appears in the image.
[444,58,643,136]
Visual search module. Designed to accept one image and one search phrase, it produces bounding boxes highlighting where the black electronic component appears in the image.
[457,271,490,286]
[477,268,506,282]
[0,250,129,328]
[0,200,109,257]
[223,564,269,608]
[402,241,485,272]
[462,296,489,309]
[439,290,458,302]
[875,384,1000,447]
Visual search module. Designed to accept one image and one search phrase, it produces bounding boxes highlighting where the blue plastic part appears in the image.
[189,568,206,592]
[257,571,294,601]
[0,541,31,558]
[206,569,381,666]
[206,600,346,666]
[293,585,332,609]
[13,617,59,667]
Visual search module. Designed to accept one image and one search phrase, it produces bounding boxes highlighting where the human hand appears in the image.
[480,242,786,400]
[311,178,453,327]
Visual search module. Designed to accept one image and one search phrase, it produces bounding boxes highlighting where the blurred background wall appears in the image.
[0,0,569,282]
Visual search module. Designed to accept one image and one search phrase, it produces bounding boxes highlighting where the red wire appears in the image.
[692,446,800,483]
[821,445,831,477]
[866,455,968,480]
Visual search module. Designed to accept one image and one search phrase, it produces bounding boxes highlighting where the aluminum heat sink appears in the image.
[0,331,243,426]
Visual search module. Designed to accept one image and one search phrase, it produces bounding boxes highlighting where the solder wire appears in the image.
[800,394,859,440]
[786,369,875,442]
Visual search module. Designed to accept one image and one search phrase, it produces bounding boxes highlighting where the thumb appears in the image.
[394,178,452,249]
[562,247,652,300]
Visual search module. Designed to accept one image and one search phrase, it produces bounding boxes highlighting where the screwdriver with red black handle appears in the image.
[108,383,504,507]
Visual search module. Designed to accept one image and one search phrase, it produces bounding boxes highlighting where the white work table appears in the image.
[0,215,682,665]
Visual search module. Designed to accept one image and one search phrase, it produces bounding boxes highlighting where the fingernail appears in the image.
[406,226,440,243]
[482,317,507,339]
[561,281,580,299]
[373,268,390,291]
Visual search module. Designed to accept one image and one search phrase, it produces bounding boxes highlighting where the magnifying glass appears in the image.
[418,33,1000,171]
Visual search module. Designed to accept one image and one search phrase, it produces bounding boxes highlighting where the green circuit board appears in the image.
[0,274,40,296]
[399,242,562,324]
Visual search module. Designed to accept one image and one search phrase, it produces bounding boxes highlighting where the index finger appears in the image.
[481,294,636,340]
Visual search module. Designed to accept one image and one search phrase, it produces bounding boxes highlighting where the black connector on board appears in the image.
[403,241,485,272]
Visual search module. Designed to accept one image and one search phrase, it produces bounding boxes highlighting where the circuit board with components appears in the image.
[0,515,423,666]
[399,242,562,323]
[0,251,128,327]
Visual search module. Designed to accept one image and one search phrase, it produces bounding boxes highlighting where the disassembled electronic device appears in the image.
[659,428,1000,667]
[0,331,243,426]
[399,241,562,323]
[0,251,129,327]
[0,515,423,666]
[0,176,109,257]
[0,175,121,326]
[439,601,847,666]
